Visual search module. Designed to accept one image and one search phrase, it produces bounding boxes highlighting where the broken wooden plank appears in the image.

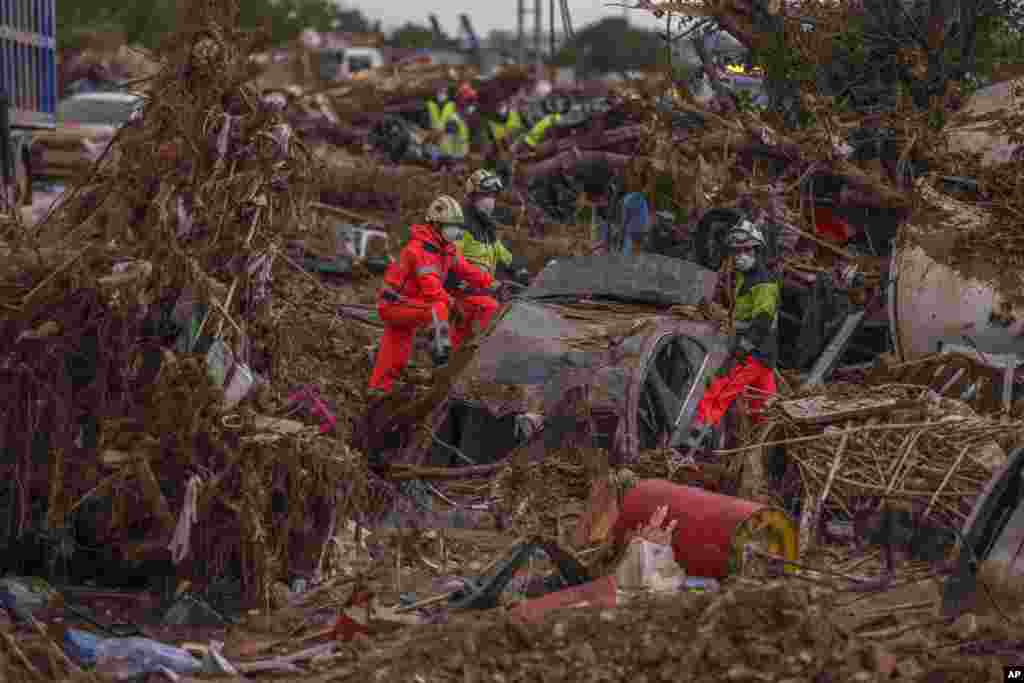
[798,422,853,559]
[779,395,924,425]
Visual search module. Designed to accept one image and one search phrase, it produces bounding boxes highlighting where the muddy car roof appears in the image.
[525,252,718,306]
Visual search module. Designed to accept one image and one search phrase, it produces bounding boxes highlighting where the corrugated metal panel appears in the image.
[1,0,56,129]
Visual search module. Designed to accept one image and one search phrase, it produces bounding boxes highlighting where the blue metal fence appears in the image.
[0,0,57,129]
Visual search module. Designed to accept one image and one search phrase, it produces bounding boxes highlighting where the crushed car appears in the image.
[358,252,741,469]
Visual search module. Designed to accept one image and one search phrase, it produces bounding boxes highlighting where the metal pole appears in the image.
[534,0,542,73]
[518,0,525,66]
[549,0,555,59]
[0,88,12,193]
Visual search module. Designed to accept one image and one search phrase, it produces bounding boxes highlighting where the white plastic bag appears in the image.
[614,539,687,593]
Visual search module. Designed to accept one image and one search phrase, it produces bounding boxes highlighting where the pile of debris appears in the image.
[752,383,1022,554]
[0,0,373,599]
[330,581,1005,682]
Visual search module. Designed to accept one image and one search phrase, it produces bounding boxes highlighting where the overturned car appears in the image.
[359,252,737,469]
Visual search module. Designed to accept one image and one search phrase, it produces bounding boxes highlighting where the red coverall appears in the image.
[695,355,777,426]
[369,224,498,391]
[693,268,780,427]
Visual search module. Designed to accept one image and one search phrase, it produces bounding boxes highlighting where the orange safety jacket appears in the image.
[380,224,495,307]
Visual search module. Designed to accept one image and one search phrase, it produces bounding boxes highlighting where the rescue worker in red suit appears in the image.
[368,195,500,393]
[684,219,779,452]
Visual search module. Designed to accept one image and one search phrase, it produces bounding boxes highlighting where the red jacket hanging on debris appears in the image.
[369,224,497,391]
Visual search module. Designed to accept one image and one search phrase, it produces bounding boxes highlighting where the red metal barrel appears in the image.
[610,479,797,579]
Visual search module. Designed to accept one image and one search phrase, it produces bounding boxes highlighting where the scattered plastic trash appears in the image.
[168,475,202,565]
[0,576,58,621]
[615,539,688,593]
[202,641,238,676]
[206,340,254,409]
[64,629,203,680]
[286,385,337,434]
[683,577,721,593]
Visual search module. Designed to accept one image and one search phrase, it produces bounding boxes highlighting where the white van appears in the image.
[338,48,385,79]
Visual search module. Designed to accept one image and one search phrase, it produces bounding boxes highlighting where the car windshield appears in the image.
[57,97,139,126]
[348,56,374,73]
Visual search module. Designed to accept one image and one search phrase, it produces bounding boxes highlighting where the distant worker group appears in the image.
[421,80,571,163]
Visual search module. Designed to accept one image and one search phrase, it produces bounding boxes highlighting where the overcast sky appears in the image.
[343,0,665,36]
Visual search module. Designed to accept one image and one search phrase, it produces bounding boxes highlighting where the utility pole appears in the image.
[518,0,525,65]
[534,0,542,72]
[549,0,555,59]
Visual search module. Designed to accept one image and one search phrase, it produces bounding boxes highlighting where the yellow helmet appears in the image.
[425,195,464,225]
[465,168,503,195]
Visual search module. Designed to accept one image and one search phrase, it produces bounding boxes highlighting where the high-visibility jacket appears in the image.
[427,99,456,131]
[523,112,561,148]
[733,267,781,368]
[440,111,470,158]
[456,203,514,275]
[489,110,524,142]
[380,224,494,308]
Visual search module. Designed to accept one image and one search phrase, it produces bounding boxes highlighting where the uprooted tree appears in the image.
[637,0,1023,125]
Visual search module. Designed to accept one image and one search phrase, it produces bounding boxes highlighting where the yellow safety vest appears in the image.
[489,110,524,142]
[439,111,469,157]
[456,231,514,274]
[523,113,561,148]
[427,100,456,131]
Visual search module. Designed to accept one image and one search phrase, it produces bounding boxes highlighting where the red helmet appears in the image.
[457,82,478,104]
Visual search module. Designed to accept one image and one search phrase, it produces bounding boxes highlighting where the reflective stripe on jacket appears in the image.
[439,112,469,157]
[381,224,494,306]
[458,232,513,274]
[427,100,456,130]
[456,202,513,274]
[489,110,523,142]
[734,268,781,367]
[523,112,561,147]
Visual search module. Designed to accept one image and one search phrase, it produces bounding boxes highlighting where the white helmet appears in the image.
[465,168,503,195]
[724,219,766,250]
[425,195,464,225]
